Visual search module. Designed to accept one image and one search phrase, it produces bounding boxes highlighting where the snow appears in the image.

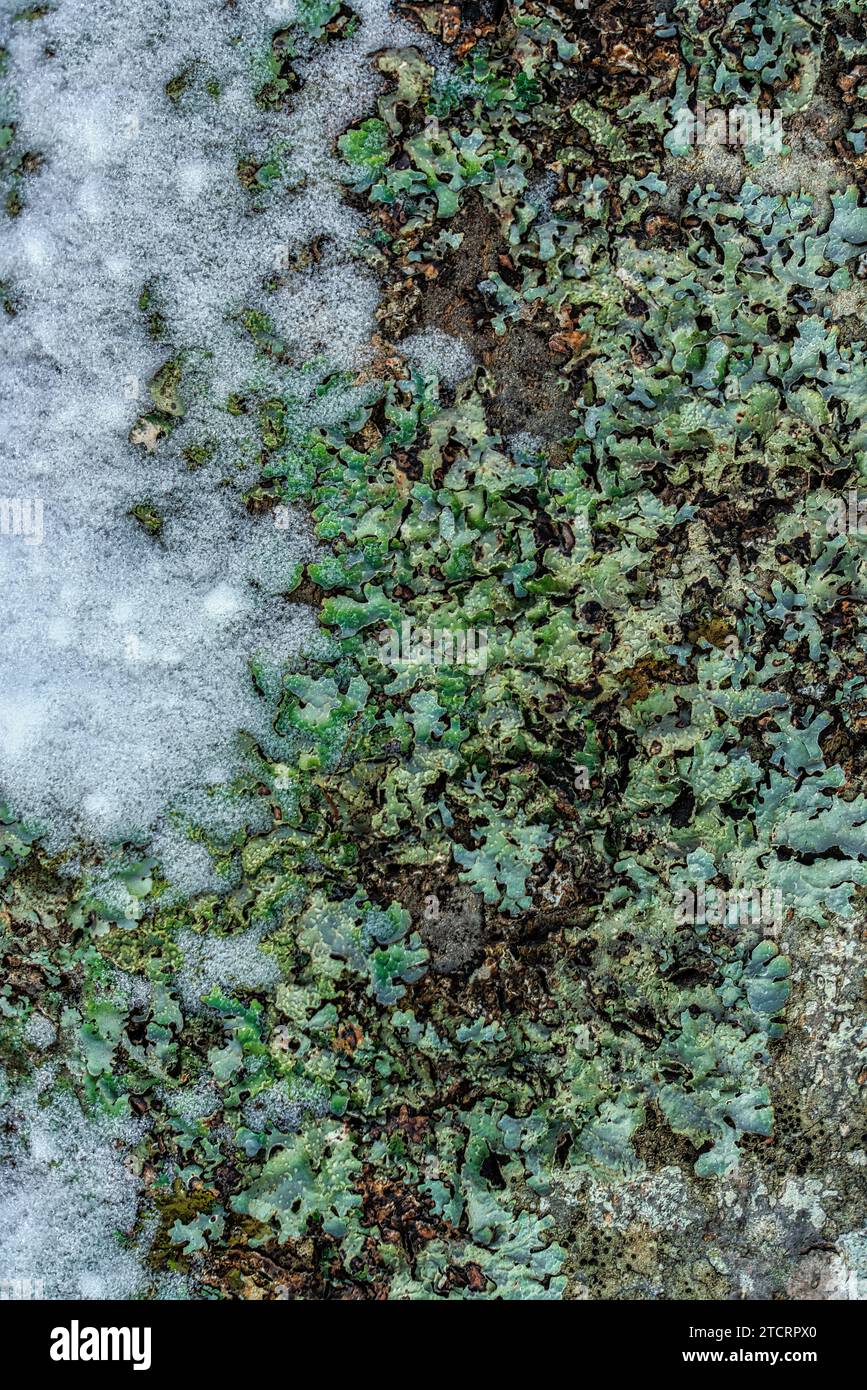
[0,1075,153,1299]
[399,327,476,386]
[23,1013,56,1050]
[0,0,427,869]
[173,924,281,1010]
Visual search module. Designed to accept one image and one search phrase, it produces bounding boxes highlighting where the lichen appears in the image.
[2,0,866,1302]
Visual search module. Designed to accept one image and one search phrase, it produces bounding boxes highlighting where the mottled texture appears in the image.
[1,0,866,1300]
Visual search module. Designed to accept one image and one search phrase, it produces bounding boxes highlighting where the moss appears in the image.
[165,70,191,105]
[128,503,164,538]
[146,1183,220,1272]
[183,440,215,470]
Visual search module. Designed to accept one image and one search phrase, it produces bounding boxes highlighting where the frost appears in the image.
[160,1078,221,1121]
[241,1079,329,1135]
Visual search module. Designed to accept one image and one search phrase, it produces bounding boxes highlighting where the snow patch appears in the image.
[0,0,425,859]
[399,327,476,386]
[173,924,281,1009]
[0,1080,152,1299]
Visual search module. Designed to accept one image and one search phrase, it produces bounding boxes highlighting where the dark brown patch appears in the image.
[397,195,577,442]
